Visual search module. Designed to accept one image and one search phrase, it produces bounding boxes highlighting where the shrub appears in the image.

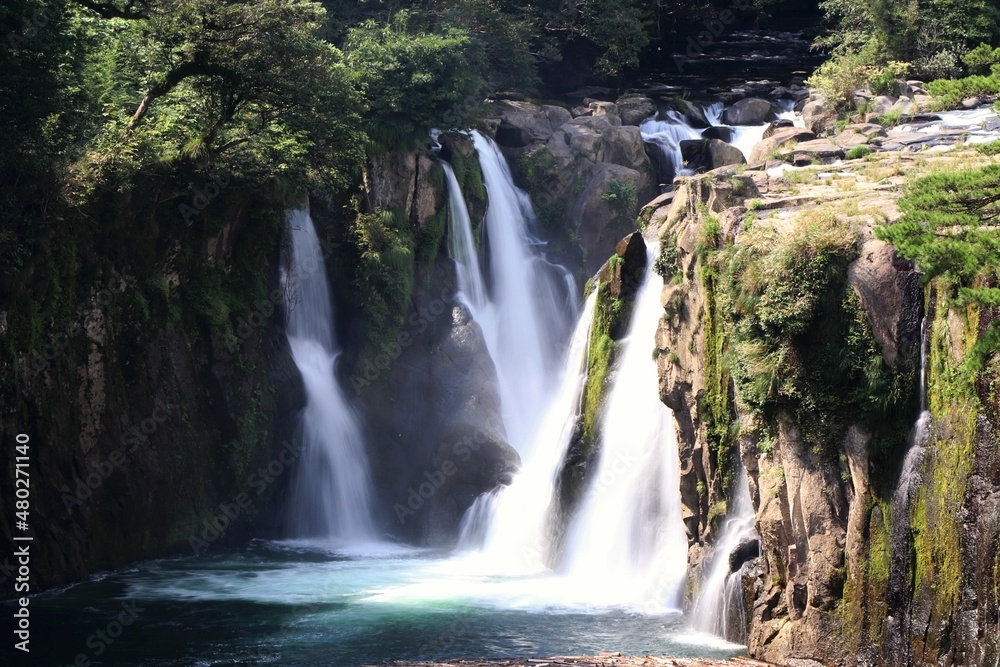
[846,145,872,160]
[962,43,1000,74]
[913,49,963,81]
[602,178,637,215]
[976,140,1000,155]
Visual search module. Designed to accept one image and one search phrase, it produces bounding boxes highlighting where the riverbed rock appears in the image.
[495,100,569,147]
[616,94,655,125]
[801,99,837,135]
[749,127,816,164]
[763,119,795,139]
[723,97,776,125]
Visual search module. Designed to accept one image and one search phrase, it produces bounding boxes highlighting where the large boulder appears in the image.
[675,99,711,128]
[749,127,816,164]
[494,100,570,147]
[683,139,747,170]
[802,98,837,135]
[616,94,656,125]
[723,97,776,126]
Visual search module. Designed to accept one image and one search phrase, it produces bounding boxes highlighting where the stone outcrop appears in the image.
[749,127,816,164]
[723,98,776,126]
[502,107,657,276]
[645,145,1000,664]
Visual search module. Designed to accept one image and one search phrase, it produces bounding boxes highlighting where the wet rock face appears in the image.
[723,98,776,126]
[847,239,922,366]
[487,101,658,278]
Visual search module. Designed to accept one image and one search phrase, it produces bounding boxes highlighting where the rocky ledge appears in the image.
[365,656,770,667]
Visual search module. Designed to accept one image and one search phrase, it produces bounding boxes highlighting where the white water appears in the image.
[641,99,797,177]
[467,131,576,450]
[458,291,597,571]
[283,210,374,543]
[443,134,580,570]
[561,247,689,611]
[691,464,757,641]
[640,112,702,181]
[898,105,1000,144]
[442,162,488,310]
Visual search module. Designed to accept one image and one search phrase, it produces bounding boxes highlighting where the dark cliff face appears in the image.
[0,190,302,596]
[649,161,1000,665]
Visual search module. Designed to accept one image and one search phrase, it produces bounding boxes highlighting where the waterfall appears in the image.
[442,162,488,311]
[458,291,597,570]
[283,210,374,543]
[690,463,758,642]
[640,99,783,178]
[467,131,576,450]
[640,112,702,182]
[442,133,580,570]
[561,247,689,611]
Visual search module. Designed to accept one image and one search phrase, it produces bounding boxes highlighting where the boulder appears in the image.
[792,139,845,163]
[616,95,656,125]
[707,139,747,169]
[598,232,648,305]
[589,101,621,125]
[702,126,734,142]
[871,95,895,115]
[723,97,776,126]
[833,131,869,149]
[762,119,795,139]
[889,97,916,116]
[844,123,887,138]
[676,99,711,128]
[749,127,816,164]
[801,98,837,135]
[495,100,567,147]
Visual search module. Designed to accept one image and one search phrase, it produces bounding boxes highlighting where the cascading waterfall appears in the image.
[561,247,688,610]
[283,209,374,543]
[441,162,488,310]
[442,133,579,569]
[691,463,758,642]
[640,112,702,182]
[459,291,597,570]
[885,317,932,652]
[640,99,789,178]
[467,131,576,449]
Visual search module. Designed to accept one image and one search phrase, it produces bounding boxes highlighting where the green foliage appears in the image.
[345,12,484,153]
[925,65,1000,108]
[349,205,416,358]
[963,42,1000,73]
[654,239,679,281]
[976,139,1000,155]
[846,145,872,160]
[877,164,1000,367]
[816,0,1000,75]
[877,109,903,127]
[602,178,637,216]
[805,51,907,109]
[720,209,913,458]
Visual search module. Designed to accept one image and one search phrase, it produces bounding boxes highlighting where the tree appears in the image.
[877,165,1000,361]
